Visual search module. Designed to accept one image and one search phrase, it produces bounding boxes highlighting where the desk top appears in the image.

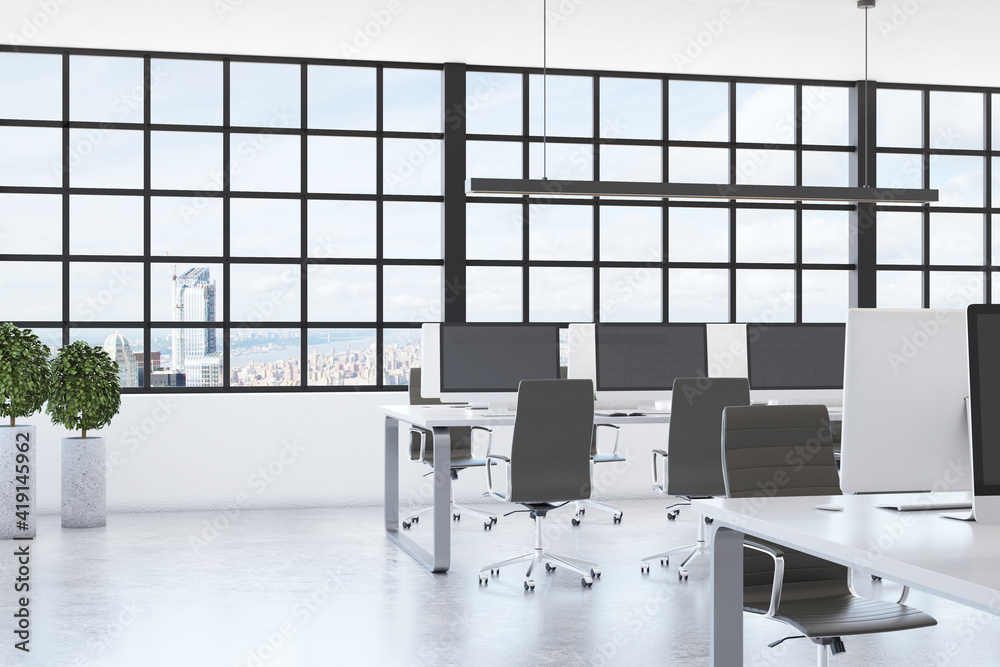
[694,494,1000,615]
[380,404,672,428]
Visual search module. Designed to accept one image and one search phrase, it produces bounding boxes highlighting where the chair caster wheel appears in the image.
[590,567,601,579]
[678,569,689,581]
[546,563,556,572]
[401,521,411,529]
[667,511,678,521]
[490,516,498,524]
[479,572,489,585]
[704,517,713,525]
[491,568,500,576]
[661,557,669,567]
[872,575,882,582]
[571,518,581,526]
[641,562,650,574]
[524,580,535,591]
[613,513,623,524]
[579,507,586,516]
[582,576,594,588]
[453,513,461,521]
[484,522,492,530]
[411,516,419,524]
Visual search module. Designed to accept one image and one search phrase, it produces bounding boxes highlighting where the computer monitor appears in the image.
[746,324,846,405]
[438,323,561,412]
[964,304,1000,521]
[840,308,971,494]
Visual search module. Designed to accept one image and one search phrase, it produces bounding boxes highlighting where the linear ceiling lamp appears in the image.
[467,0,938,205]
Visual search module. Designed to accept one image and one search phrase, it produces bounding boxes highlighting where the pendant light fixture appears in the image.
[467,0,938,204]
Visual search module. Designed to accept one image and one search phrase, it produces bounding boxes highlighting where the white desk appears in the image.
[380,405,670,573]
[693,494,1000,666]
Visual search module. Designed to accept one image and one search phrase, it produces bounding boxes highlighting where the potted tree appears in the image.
[46,340,121,529]
[0,323,51,539]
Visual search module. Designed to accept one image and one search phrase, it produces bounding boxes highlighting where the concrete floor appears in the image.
[0,499,997,666]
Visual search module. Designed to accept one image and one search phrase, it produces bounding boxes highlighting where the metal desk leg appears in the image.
[384,416,452,573]
[710,525,744,666]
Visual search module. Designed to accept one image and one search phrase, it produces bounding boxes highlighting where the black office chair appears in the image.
[478,379,601,590]
[722,404,936,667]
[641,377,750,579]
[401,367,497,530]
[571,423,625,525]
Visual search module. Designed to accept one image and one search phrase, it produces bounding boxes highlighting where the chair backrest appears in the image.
[407,367,472,462]
[408,367,441,406]
[508,379,595,504]
[666,377,751,497]
[721,404,847,608]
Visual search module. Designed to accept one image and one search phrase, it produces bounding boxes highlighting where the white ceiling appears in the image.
[2,0,998,87]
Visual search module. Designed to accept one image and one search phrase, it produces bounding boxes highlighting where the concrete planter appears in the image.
[62,437,106,529]
[1,426,36,539]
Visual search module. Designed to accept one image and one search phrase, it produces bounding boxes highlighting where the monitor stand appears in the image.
[635,399,661,414]
[943,496,1000,523]
[467,401,514,417]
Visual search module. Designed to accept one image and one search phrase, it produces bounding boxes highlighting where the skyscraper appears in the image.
[103,332,139,388]
[172,267,218,387]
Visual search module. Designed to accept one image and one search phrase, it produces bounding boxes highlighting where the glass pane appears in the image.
[467,141,522,194]
[528,205,592,261]
[68,329,144,388]
[599,267,662,322]
[876,211,922,265]
[668,147,729,184]
[0,194,61,254]
[307,200,376,259]
[308,136,376,194]
[27,328,62,353]
[929,271,983,309]
[229,264,300,323]
[876,153,922,190]
[599,145,661,182]
[307,65,375,131]
[466,267,522,322]
[383,138,442,196]
[995,274,1000,303]
[70,195,143,255]
[668,80,728,142]
[669,207,728,263]
[801,86,850,145]
[69,56,144,123]
[735,269,794,323]
[600,206,661,262]
[802,151,850,187]
[69,129,144,189]
[69,262,144,322]
[230,62,300,128]
[802,271,849,323]
[383,68,442,133]
[994,95,1000,151]
[230,328,301,387]
[150,196,224,256]
[229,133,300,192]
[306,328,377,386]
[802,210,849,264]
[466,203,522,260]
[230,199,300,257]
[308,265,376,322]
[529,74,593,137]
[930,155,983,208]
[736,83,794,144]
[151,59,223,126]
[600,77,661,140]
[466,71,522,135]
[384,328,420,386]
[383,202,442,259]
[150,264,222,322]
[877,89,922,148]
[0,127,61,187]
[150,131,223,191]
[528,267,592,322]
[877,271,922,308]
[383,266,442,323]
[0,262,61,320]
[930,91,983,150]
[930,213,984,266]
[151,327,223,387]
[994,215,1000,266]
[736,209,794,263]
[993,157,1000,206]
[668,268,728,322]
[529,142,593,181]
[735,149,794,185]
[0,52,62,120]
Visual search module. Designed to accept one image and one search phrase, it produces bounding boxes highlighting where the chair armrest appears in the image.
[593,423,621,455]
[743,540,785,618]
[470,425,493,458]
[651,448,668,494]
[408,427,429,462]
[847,569,911,604]
[485,453,511,502]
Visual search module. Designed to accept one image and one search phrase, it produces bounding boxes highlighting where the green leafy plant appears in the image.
[0,323,51,428]
[46,340,121,439]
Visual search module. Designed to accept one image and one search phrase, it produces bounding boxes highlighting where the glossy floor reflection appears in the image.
[0,500,996,666]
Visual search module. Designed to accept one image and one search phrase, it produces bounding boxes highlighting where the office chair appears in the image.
[571,424,624,525]
[401,368,498,530]
[478,379,601,590]
[722,404,936,667]
[640,377,750,579]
